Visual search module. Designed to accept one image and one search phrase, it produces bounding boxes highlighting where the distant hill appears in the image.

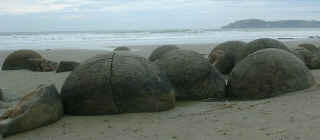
[222,19,320,29]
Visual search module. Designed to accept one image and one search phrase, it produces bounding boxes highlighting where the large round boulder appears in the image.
[61,52,175,115]
[155,49,226,100]
[149,45,179,62]
[113,46,131,51]
[298,43,319,52]
[208,41,247,74]
[242,38,290,59]
[227,48,315,100]
[2,50,57,72]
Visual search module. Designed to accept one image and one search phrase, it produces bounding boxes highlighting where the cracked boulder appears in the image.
[61,52,175,115]
[0,84,63,137]
[208,41,247,74]
[113,47,131,51]
[56,61,80,73]
[155,49,226,100]
[298,43,319,52]
[227,48,315,100]
[241,38,290,59]
[2,50,57,72]
[149,45,179,62]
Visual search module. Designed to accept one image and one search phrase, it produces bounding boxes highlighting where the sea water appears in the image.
[0,28,320,50]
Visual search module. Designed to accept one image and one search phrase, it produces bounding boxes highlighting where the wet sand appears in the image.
[1,40,320,140]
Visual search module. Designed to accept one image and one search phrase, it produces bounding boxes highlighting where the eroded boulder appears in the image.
[56,61,80,73]
[0,84,63,137]
[298,43,319,52]
[155,49,226,100]
[149,45,179,62]
[61,52,175,115]
[227,48,315,100]
[2,50,57,72]
[208,41,247,74]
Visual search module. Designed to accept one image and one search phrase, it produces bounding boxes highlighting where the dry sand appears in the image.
[1,40,320,140]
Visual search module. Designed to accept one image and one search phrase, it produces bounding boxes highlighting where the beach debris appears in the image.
[56,61,80,73]
[241,38,290,60]
[61,52,175,115]
[298,43,320,52]
[227,48,315,100]
[2,50,58,72]
[208,41,247,74]
[155,49,226,100]
[149,45,179,62]
[291,47,313,68]
[113,46,131,51]
[0,84,63,137]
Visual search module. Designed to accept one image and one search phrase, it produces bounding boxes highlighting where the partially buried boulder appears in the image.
[0,84,63,137]
[2,50,57,72]
[113,47,131,51]
[241,38,290,60]
[298,43,319,52]
[61,52,175,115]
[227,48,315,100]
[208,41,247,74]
[56,61,80,73]
[155,49,226,100]
[149,45,179,62]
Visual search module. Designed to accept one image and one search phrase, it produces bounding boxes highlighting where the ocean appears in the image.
[1,28,320,51]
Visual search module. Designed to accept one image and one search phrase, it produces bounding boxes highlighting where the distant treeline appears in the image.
[222,19,320,29]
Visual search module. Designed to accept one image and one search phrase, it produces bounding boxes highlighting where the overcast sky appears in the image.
[0,0,319,32]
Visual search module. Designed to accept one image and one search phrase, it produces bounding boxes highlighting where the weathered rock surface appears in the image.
[0,84,63,137]
[227,48,315,100]
[56,61,80,73]
[155,49,226,100]
[61,52,175,115]
[2,50,57,72]
[113,47,131,51]
[241,38,290,59]
[208,41,247,74]
[298,43,319,52]
[149,45,179,62]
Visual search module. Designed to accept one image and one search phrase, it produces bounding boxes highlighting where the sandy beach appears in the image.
[2,40,320,140]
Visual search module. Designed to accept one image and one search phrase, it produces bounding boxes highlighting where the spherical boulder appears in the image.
[227,48,315,100]
[2,50,57,72]
[113,46,131,51]
[298,43,319,52]
[242,38,290,59]
[149,45,179,62]
[208,41,247,74]
[155,49,226,100]
[61,52,175,115]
